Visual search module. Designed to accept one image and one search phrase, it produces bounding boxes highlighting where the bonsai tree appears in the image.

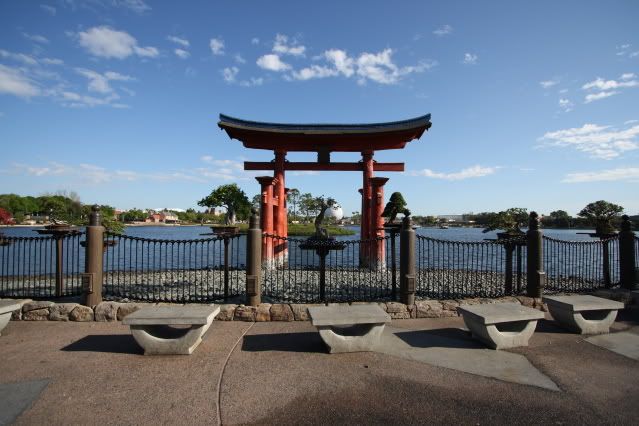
[482,208,528,235]
[198,184,250,225]
[578,200,624,235]
[382,192,408,224]
[311,195,338,238]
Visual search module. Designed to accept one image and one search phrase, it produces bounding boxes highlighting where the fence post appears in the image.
[619,215,637,290]
[526,211,545,298]
[400,213,415,305]
[82,205,104,306]
[246,209,262,306]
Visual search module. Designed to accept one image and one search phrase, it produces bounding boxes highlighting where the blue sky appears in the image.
[0,0,638,216]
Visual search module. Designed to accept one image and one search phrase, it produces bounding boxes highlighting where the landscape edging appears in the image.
[4,289,635,323]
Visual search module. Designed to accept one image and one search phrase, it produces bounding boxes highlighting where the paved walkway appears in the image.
[1,310,638,425]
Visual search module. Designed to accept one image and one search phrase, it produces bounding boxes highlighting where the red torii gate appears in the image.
[218,113,432,267]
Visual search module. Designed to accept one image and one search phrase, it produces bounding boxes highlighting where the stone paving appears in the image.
[0,309,638,424]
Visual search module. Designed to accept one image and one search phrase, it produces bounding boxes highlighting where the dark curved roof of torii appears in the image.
[218,113,432,152]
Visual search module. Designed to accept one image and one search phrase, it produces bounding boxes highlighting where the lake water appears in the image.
[0,225,599,241]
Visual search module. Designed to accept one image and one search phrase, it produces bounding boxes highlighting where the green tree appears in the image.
[482,208,528,235]
[299,192,315,222]
[578,200,624,235]
[198,184,250,225]
[121,208,147,222]
[251,194,261,212]
[547,210,572,228]
[287,188,300,221]
[381,192,408,224]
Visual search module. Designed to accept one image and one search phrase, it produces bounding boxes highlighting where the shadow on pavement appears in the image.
[242,332,325,353]
[534,318,571,334]
[393,328,485,349]
[61,335,143,354]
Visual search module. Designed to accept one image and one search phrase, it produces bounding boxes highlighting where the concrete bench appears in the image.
[308,305,391,353]
[122,305,220,355]
[543,295,624,334]
[0,300,21,336]
[457,303,545,350]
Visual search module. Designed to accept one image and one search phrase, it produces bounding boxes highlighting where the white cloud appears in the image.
[354,49,435,84]
[624,119,639,125]
[540,122,639,160]
[272,34,305,56]
[630,51,639,58]
[585,91,618,103]
[410,165,497,180]
[234,54,246,64]
[222,66,239,83]
[583,76,639,91]
[257,54,290,71]
[58,90,124,108]
[0,49,38,65]
[251,37,260,45]
[558,98,573,112]
[114,0,151,13]
[239,77,263,87]
[463,53,478,65]
[582,73,638,103]
[292,65,337,80]
[41,57,64,65]
[563,167,639,183]
[174,49,190,59]
[167,35,189,47]
[433,24,453,37]
[210,38,225,55]
[540,79,559,89]
[40,4,56,15]
[324,49,355,77]
[75,68,133,94]
[0,64,40,98]
[78,26,158,59]
[23,33,49,44]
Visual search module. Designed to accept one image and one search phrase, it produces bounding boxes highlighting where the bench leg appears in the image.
[317,323,386,354]
[130,321,213,355]
[0,312,11,336]
[463,317,538,350]
[548,306,618,334]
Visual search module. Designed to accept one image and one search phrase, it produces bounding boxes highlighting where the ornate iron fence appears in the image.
[103,232,246,302]
[415,235,527,299]
[262,234,397,303]
[543,235,620,293]
[0,232,84,298]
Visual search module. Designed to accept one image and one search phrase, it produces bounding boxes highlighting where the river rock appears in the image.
[415,300,444,318]
[234,305,257,321]
[94,301,120,321]
[270,304,294,321]
[215,304,236,321]
[69,305,94,321]
[49,303,79,321]
[385,302,410,319]
[22,301,54,312]
[256,303,272,321]
[23,308,50,321]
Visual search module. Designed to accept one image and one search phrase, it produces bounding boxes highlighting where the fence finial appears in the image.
[529,211,539,231]
[249,208,260,229]
[89,205,101,226]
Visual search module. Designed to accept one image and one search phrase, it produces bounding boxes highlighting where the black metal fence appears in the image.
[262,234,398,303]
[0,232,84,298]
[543,235,620,293]
[103,232,246,302]
[416,235,527,299]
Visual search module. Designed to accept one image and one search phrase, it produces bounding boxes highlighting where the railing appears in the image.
[262,234,397,303]
[0,232,84,298]
[543,235,620,293]
[416,235,527,299]
[635,236,639,272]
[103,232,246,302]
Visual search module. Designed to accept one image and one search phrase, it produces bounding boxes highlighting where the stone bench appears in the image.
[543,295,624,334]
[457,303,545,349]
[0,300,21,336]
[122,305,220,355]
[308,305,391,353]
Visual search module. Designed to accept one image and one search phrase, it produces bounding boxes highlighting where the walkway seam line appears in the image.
[216,322,255,426]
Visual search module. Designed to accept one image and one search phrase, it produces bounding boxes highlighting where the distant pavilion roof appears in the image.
[218,113,431,152]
